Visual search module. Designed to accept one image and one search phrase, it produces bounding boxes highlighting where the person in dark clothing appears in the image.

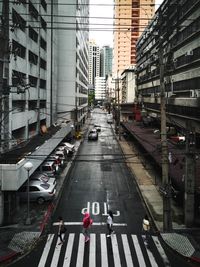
[58,216,65,245]
[107,210,115,237]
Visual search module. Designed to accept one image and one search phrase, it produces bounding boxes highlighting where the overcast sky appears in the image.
[89,0,164,47]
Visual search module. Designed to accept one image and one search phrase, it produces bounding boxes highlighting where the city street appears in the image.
[8,110,194,267]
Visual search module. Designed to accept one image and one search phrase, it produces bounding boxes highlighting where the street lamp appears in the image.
[24,161,33,225]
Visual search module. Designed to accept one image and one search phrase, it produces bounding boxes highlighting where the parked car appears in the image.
[30,172,56,186]
[56,145,69,157]
[39,160,57,176]
[54,150,66,165]
[47,155,62,170]
[60,142,75,154]
[94,124,101,132]
[18,180,56,204]
[88,128,98,141]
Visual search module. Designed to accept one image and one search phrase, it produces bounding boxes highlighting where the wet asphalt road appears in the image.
[8,109,194,267]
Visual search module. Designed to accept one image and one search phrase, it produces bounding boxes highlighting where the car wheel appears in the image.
[37,197,45,204]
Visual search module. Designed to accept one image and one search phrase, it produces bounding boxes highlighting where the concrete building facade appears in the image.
[136,0,200,221]
[100,45,113,77]
[95,77,106,102]
[0,0,89,225]
[57,0,89,130]
[89,40,100,87]
[113,0,155,77]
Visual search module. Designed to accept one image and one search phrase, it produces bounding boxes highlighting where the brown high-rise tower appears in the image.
[113,0,155,77]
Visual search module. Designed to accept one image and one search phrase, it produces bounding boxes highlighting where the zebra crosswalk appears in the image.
[38,233,171,267]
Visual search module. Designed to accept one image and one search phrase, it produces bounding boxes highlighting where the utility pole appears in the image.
[184,121,195,226]
[115,77,120,135]
[158,10,172,232]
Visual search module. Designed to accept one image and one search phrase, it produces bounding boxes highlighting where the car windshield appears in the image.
[40,183,50,190]
[41,175,49,182]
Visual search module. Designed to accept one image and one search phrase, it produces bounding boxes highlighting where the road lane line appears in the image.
[152,236,171,267]
[89,234,96,267]
[132,235,146,267]
[100,234,108,267]
[121,234,134,267]
[50,236,63,267]
[142,235,158,267]
[111,234,121,267]
[38,234,54,267]
[76,234,85,267]
[63,233,75,267]
[53,222,127,226]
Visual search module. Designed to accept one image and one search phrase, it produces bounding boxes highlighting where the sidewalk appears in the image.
[0,119,91,265]
[119,136,200,263]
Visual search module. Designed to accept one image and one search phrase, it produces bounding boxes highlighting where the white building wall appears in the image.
[57,2,76,119]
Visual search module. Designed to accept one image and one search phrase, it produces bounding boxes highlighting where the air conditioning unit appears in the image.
[185,50,193,56]
[190,90,195,97]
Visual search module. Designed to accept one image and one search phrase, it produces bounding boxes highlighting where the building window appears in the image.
[29,75,38,87]
[29,51,38,65]
[40,58,46,70]
[12,9,26,32]
[29,1,39,20]
[41,0,47,11]
[40,37,47,50]
[29,26,38,43]
[41,16,47,31]
[12,40,26,59]
[40,79,46,89]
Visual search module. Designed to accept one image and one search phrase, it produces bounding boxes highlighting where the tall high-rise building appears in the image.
[57,0,89,128]
[89,40,100,86]
[95,77,106,102]
[113,0,155,77]
[100,46,113,77]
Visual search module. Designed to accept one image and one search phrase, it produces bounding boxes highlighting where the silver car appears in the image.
[18,180,56,204]
[30,172,56,186]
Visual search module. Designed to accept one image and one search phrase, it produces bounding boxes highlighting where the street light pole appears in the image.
[24,161,33,225]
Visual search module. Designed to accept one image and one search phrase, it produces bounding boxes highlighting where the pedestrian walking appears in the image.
[82,212,93,242]
[107,210,115,237]
[58,216,66,245]
[142,214,150,244]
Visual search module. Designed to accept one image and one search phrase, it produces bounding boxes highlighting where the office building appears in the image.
[89,40,100,87]
[113,0,155,77]
[100,45,113,77]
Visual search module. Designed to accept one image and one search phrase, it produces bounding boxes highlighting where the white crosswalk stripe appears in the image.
[76,234,85,267]
[142,235,159,267]
[132,235,146,267]
[63,233,75,267]
[89,234,96,267]
[121,234,134,267]
[38,233,170,267]
[100,234,108,267]
[38,234,54,267]
[111,234,122,267]
[152,236,171,267]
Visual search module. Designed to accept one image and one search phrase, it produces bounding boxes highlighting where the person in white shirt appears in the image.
[142,214,150,243]
[107,210,115,237]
